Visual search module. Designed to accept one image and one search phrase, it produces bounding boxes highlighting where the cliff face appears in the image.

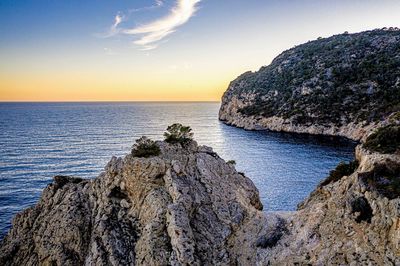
[1,138,399,265]
[219,29,400,141]
[259,146,400,265]
[0,140,268,266]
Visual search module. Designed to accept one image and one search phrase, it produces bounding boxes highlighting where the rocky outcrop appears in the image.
[1,136,399,265]
[219,28,400,141]
[219,68,400,263]
[257,146,400,265]
[217,28,400,264]
[0,140,270,265]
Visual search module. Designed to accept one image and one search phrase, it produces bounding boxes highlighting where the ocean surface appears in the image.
[0,102,356,237]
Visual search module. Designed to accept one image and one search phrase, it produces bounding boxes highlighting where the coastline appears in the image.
[219,96,384,142]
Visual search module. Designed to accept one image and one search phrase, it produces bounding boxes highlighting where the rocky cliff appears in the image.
[0,140,269,265]
[218,28,400,263]
[1,133,399,265]
[259,145,400,265]
[219,28,400,141]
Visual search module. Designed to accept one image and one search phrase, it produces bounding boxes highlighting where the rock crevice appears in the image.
[1,138,399,265]
[0,141,267,266]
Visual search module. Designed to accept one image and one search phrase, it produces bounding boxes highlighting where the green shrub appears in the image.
[363,125,400,154]
[319,160,359,187]
[131,136,161,158]
[227,160,236,165]
[164,123,193,143]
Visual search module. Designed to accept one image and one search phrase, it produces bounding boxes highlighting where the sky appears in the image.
[1,0,400,102]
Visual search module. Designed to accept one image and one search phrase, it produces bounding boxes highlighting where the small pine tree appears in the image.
[164,123,193,143]
[227,160,236,165]
[131,136,161,158]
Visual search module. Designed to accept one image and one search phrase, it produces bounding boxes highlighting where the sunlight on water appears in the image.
[0,102,356,237]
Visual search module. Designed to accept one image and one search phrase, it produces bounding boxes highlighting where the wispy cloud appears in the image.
[124,0,200,50]
[106,0,201,50]
[111,13,124,34]
[96,13,124,38]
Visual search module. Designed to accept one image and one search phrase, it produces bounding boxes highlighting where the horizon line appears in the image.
[0,100,221,103]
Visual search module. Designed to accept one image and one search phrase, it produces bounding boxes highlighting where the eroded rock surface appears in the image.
[0,141,269,266]
[219,96,386,141]
[257,146,400,265]
[1,138,399,265]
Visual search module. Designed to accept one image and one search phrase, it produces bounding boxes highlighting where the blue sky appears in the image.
[1,0,400,101]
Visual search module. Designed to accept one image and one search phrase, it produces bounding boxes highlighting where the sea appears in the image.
[0,102,356,237]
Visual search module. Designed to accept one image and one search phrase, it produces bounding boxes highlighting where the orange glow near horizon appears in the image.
[0,70,231,102]
[2,1,400,102]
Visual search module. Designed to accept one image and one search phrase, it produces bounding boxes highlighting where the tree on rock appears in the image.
[131,136,161,158]
[164,123,193,144]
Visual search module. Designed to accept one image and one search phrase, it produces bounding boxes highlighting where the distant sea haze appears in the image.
[0,102,355,237]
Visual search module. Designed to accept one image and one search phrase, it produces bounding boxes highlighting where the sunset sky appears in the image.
[1,0,400,101]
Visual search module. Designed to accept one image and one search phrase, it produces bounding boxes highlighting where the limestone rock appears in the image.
[0,140,266,266]
[1,139,399,265]
[256,146,400,265]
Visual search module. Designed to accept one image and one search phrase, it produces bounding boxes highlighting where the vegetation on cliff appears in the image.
[164,123,194,144]
[131,136,161,158]
[363,125,400,154]
[223,28,400,126]
[132,124,195,158]
[319,160,359,187]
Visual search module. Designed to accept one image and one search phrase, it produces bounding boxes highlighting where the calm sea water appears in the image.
[0,102,355,237]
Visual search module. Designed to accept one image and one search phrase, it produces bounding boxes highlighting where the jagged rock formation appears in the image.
[3,27,400,263]
[1,136,399,265]
[219,28,400,141]
[0,140,270,265]
[258,146,400,265]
